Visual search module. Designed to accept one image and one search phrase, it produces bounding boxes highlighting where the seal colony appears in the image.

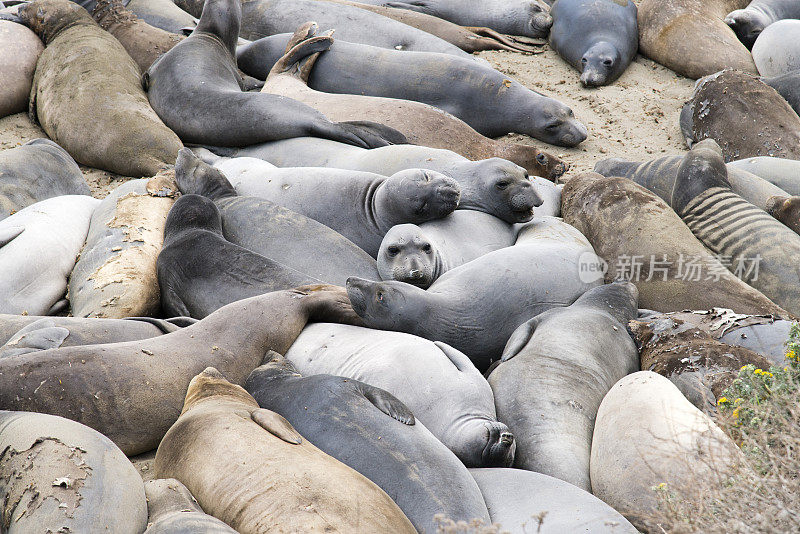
[0,0,799,532]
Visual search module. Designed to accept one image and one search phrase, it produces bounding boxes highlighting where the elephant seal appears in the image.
[0,20,42,119]
[630,314,776,412]
[125,0,195,33]
[562,172,788,315]
[0,196,99,316]
[762,69,800,116]
[0,284,363,455]
[766,195,800,234]
[177,148,381,283]
[594,152,791,211]
[285,323,515,467]
[377,212,516,288]
[752,19,800,77]
[469,468,638,534]
[154,367,417,534]
[550,0,638,87]
[347,237,601,370]
[244,352,492,533]
[671,140,800,316]
[680,70,800,161]
[68,172,177,319]
[590,372,742,529]
[92,0,183,73]
[225,162,461,257]
[0,410,147,533]
[143,479,237,533]
[21,0,183,177]
[158,194,317,318]
[237,34,586,153]
[638,0,756,79]
[0,138,89,220]
[144,0,402,149]
[487,282,639,491]
[726,0,800,48]
[727,156,800,195]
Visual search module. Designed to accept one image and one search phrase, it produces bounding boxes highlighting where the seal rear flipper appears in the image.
[339,121,408,146]
[0,226,24,248]
[434,341,475,373]
[267,26,333,81]
[384,1,435,16]
[463,27,546,53]
[251,409,303,444]
[175,147,237,200]
[500,317,539,362]
[358,382,415,425]
[0,320,69,358]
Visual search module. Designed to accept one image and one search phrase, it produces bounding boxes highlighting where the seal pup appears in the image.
[144,0,403,148]
[751,19,800,77]
[0,410,147,533]
[766,195,800,235]
[638,0,756,79]
[0,195,99,316]
[143,479,237,533]
[726,0,800,48]
[157,194,318,318]
[680,70,800,161]
[562,172,788,315]
[487,282,640,491]
[728,155,800,195]
[470,468,638,534]
[549,0,638,87]
[671,140,800,316]
[347,237,601,370]
[285,323,516,467]
[244,352,492,533]
[20,0,183,177]
[155,367,417,534]
[176,148,381,283]
[0,138,89,220]
[0,285,363,455]
[590,372,742,529]
[0,19,42,119]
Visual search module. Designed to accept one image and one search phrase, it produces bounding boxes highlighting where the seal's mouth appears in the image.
[481,423,516,467]
[398,269,434,289]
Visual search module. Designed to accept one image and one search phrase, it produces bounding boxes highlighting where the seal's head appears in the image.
[526,0,553,37]
[163,194,223,244]
[580,41,621,87]
[725,9,770,49]
[377,224,439,289]
[19,0,91,44]
[381,169,461,225]
[671,139,730,213]
[461,420,516,468]
[531,98,588,147]
[346,277,427,330]
[474,159,543,223]
[183,367,257,414]
[766,195,800,231]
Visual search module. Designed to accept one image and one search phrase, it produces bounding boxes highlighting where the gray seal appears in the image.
[487,282,640,491]
[751,19,800,77]
[0,19,42,119]
[143,479,237,533]
[761,69,800,117]
[144,0,403,148]
[244,351,492,533]
[727,156,800,196]
[726,0,800,48]
[549,0,638,86]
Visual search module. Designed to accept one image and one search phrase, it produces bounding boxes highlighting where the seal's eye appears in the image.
[422,244,432,254]
[581,57,588,64]
[603,59,613,67]
[387,246,400,257]
[376,291,384,302]
[535,154,547,165]
[496,181,510,190]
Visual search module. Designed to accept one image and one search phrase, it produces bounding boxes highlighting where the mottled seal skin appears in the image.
[178,149,381,284]
[550,0,638,87]
[245,352,491,533]
[561,172,788,315]
[469,468,638,534]
[671,140,800,316]
[680,70,800,161]
[285,323,516,468]
[377,212,516,287]
[69,172,176,319]
[143,479,237,533]
[638,0,756,79]
[594,152,791,211]
[144,0,402,149]
[590,372,742,529]
[154,368,417,534]
[0,139,89,220]
[227,162,461,257]
[0,20,42,119]
[21,0,183,177]
[92,0,183,73]
[0,196,99,316]
[0,285,363,455]
[728,156,800,196]
[762,69,800,117]
[752,19,800,77]
[0,410,147,534]
[237,34,587,147]
[766,195,800,235]
[347,238,601,370]
[487,282,639,491]
[726,0,800,49]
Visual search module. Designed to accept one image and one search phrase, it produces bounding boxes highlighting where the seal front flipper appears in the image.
[385,1,436,16]
[679,101,695,148]
[160,285,192,318]
[500,317,540,362]
[0,319,70,358]
[434,341,474,373]
[0,226,24,247]
[46,298,69,316]
[339,121,408,146]
[251,409,303,444]
[174,148,237,200]
[358,382,415,425]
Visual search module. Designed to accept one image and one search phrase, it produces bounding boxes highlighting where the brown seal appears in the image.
[0,21,43,119]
